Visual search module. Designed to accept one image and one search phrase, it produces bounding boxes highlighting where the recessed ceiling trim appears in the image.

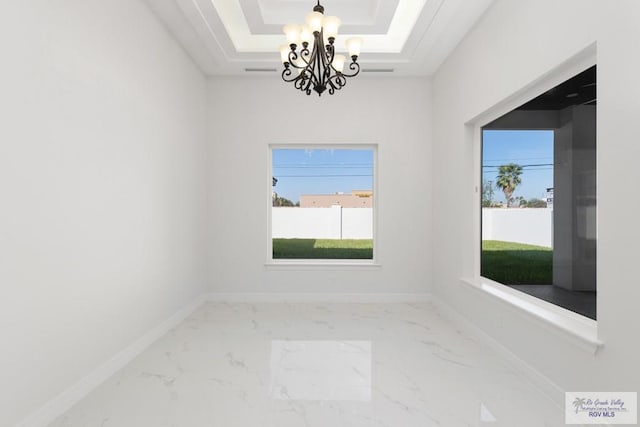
[176,0,232,63]
[143,0,496,76]
[211,0,427,53]
[240,0,400,35]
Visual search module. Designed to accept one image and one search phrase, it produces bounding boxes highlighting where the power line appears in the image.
[482,163,553,168]
[275,174,373,178]
[273,165,373,169]
[483,169,554,173]
[482,157,552,162]
[273,163,373,167]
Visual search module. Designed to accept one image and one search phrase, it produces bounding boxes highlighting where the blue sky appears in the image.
[272,134,552,204]
[482,130,554,202]
[272,148,373,203]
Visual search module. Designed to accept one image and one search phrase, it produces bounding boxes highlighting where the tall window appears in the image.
[481,66,597,320]
[270,146,376,261]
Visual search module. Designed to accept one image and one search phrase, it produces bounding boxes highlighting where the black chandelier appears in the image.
[280,1,363,96]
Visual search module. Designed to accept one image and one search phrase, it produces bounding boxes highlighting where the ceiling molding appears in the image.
[242,0,400,34]
[143,0,495,76]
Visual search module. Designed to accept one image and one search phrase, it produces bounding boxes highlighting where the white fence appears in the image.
[482,208,553,248]
[272,207,550,246]
[272,206,372,239]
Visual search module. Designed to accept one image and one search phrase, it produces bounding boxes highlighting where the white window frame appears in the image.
[462,44,601,352]
[266,143,380,268]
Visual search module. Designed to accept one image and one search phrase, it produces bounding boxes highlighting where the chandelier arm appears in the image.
[326,73,346,95]
[298,47,312,67]
[294,76,308,91]
[282,67,307,84]
[339,61,361,78]
[287,50,298,64]
[306,40,319,77]
[303,74,313,95]
[306,54,317,87]
[325,43,335,70]
[287,50,306,70]
[323,36,337,85]
[288,46,312,69]
[327,77,339,95]
[281,67,296,83]
[327,73,346,91]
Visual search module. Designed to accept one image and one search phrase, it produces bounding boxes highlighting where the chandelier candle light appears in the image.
[280,1,363,96]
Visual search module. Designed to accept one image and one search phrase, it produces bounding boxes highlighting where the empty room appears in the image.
[2,0,639,426]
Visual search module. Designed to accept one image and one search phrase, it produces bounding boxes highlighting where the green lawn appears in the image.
[482,240,552,285]
[273,239,373,259]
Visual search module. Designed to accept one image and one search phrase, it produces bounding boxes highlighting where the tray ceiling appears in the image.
[144,0,494,76]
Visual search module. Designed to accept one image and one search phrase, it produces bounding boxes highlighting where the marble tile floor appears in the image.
[50,302,567,427]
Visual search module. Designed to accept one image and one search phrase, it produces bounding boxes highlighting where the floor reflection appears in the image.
[270,340,372,401]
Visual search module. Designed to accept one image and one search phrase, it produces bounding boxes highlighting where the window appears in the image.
[480,66,597,320]
[269,146,376,262]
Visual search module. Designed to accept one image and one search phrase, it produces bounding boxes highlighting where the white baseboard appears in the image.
[203,292,433,304]
[428,294,565,409]
[16,295,207,427]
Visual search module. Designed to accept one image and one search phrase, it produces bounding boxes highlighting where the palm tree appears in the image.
[495,163,523,207]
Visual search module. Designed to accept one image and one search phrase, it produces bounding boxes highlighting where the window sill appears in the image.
[460,277,602,354]
[265,260,382,271]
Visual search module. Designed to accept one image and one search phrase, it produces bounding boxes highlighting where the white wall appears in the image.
[272,207,373,239]
[208,77,431,293]
[482,208,552,248]
[0,1,208,425]
[433,0,640,392]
